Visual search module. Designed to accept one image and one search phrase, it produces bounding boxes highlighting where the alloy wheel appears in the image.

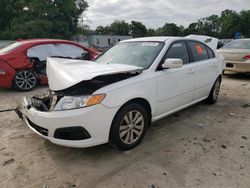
[15,71,37,90]
[119,110,145,144]
[213,79,220,100]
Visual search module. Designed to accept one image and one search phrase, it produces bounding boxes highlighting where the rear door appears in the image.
[187,41,218,100]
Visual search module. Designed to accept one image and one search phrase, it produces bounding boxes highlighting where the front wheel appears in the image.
[14,70,37,91]
[206,77,221,104]
[109,103,149,150]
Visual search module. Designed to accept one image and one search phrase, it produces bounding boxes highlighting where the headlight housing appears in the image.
[54,94,106,111]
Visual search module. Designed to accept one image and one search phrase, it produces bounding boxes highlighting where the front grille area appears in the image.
[27,118,48,136]
[54,127,91,140]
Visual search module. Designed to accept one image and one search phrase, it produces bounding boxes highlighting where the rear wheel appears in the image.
[206,77,221,104]
[14,70,37,91]
[109,103,149,150]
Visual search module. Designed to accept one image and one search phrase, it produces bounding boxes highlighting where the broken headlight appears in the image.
[54,94,106,111]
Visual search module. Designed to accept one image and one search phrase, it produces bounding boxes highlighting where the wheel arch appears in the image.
[217,74,222,82]
[108,97,152,141]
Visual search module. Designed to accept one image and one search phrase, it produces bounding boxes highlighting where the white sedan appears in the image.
[17,37,225,150]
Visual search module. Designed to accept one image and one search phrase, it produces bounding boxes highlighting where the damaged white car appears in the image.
[17,37,225,150]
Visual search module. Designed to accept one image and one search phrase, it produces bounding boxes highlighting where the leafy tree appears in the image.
[0,0,88,39]
[93,9,250,39]
[130,21,147,37]
[185,22,200,35]
[239,10,250,37]
[147,28,156,36]
[179,25,185,36]
[78,24,94,35]
[161,23,180,36]
[219,9,240,38]
[95,26,111,35]
[152,23,183,36]
[184,10,244,38]
[109,20,130,35]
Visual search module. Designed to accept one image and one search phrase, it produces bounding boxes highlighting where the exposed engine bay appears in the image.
[30,72,141,112]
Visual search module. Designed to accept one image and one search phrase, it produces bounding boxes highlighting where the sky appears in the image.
[84,0,250,29]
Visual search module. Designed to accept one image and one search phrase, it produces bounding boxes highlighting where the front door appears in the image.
[156,41,196,116]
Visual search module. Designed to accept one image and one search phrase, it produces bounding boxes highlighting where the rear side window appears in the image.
[164,42,189,64]
[188,41,208,62]
[0,42,22,54]
[27,44,86,61]
[207,47,215,58]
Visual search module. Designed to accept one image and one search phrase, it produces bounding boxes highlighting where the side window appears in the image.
[27,44,87,61]
[27,44,55,61]
[188,41,208,62]
[207,47,215,59]
[164,42,189,64]
[55,44,86,58]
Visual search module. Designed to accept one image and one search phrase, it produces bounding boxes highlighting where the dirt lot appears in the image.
[0,73,249,188]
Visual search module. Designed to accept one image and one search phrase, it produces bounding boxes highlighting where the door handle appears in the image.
[187,69,195,74]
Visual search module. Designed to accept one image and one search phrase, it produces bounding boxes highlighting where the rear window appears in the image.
[0,42,22,53]
[222,40,250,49]
[188,41,208,62]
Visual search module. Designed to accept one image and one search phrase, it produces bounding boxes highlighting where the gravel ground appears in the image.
[0,73,249,188]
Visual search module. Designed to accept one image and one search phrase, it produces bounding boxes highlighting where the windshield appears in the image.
[223,40,250,49]
[95,42,164,69]
[0,42,22,53]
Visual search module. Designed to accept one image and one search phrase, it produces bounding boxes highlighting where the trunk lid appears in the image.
[46,58,143,91]
[217,48,250,62]
[186,35,218,51]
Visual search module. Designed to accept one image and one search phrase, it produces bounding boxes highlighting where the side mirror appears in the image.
[162,58,183,69]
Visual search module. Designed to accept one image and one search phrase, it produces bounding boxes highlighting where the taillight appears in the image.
[0,69,6,75]
[242,55,250,60]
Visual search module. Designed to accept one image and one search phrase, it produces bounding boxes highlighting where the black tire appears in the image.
[109,103,149,150]
[206,77,221,104]
[14,70,37,91]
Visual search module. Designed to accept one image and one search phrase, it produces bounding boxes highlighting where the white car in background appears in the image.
[17,37,225,150]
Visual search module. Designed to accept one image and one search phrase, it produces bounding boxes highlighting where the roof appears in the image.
[18,39,72,44]
[122,36,182,43]
[89,35,132,38]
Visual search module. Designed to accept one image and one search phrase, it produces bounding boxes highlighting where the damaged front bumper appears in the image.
[17,96,119,148]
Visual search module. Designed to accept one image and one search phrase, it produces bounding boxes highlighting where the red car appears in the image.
[0,39,99,91]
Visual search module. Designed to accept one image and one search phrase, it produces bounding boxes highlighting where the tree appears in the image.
[185,22,200,35]
[239,10,250,37]
[162,23,180,36]
[109,20,130,35]
[179,25,185,36]
[153,23,182,36]
[220,9,240,38]
[187,15,221,37]
[0,0,88,39]
[147,28,156,36]
[130,21,147,37]
[95,26,111,35]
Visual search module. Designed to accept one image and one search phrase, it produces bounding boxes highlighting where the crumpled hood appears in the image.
[46,58,143,91]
